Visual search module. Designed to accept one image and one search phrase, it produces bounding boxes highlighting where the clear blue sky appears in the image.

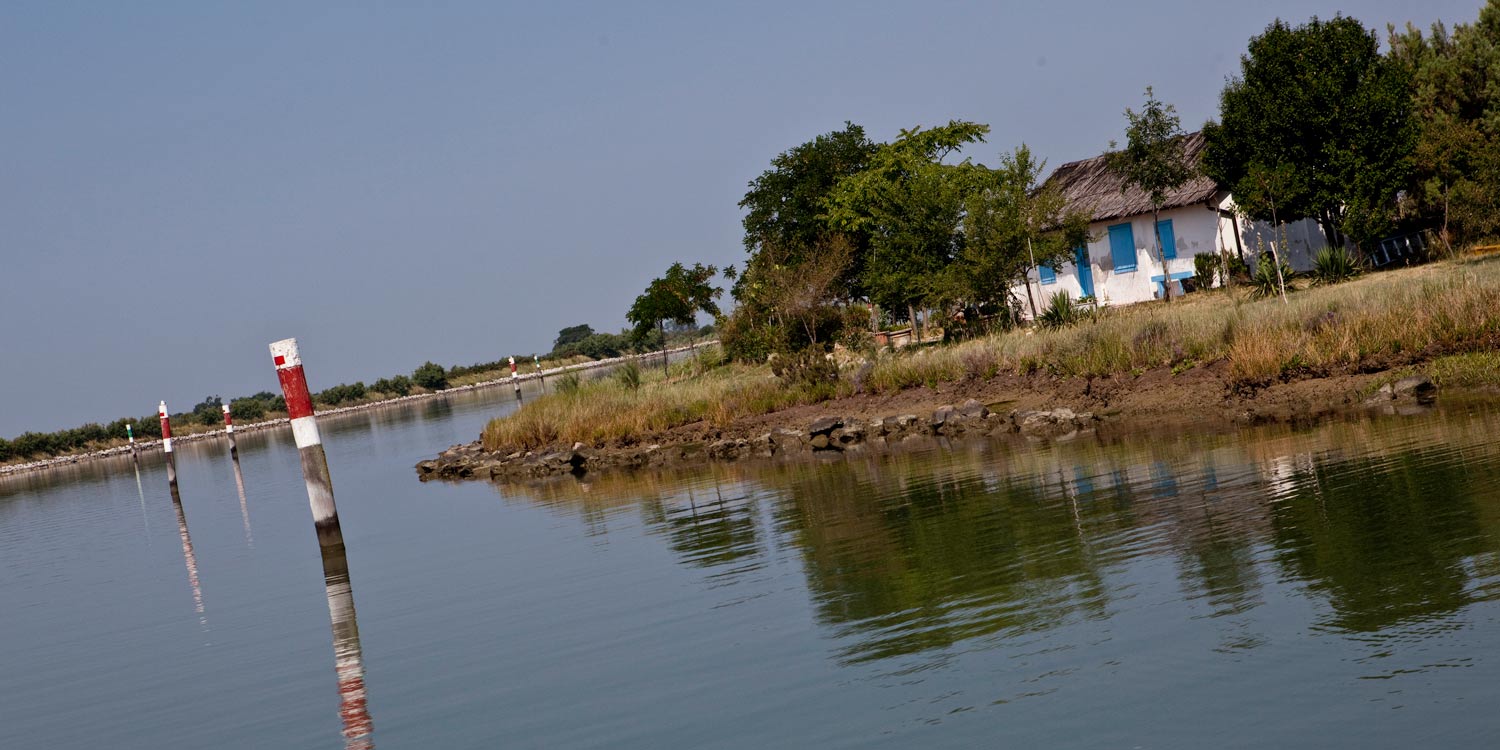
[0,0,1477,435]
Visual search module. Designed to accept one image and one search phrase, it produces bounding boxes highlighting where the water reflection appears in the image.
[169,486,206,627]
[232,456,252,547]
[500,403,1500,673]
[319,540,374,749]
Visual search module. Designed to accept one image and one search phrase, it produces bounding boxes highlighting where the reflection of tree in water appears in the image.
[421,398,453,422]
[1267,445,1494,633]
[770,459,1119,664]
[643,485,763,572]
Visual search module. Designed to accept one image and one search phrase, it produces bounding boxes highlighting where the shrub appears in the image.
[1309,246,1363,286]
[229,397,266,421]
[1250,253,1296,299]
[412,361,448,390]
[190,395,224,426]
[1193,253,1218,289]
[613,361,641,391]
[770,349,839,390]
[1223,253,1251,283]
[554,371,583,395]
[1038,291,1082,329]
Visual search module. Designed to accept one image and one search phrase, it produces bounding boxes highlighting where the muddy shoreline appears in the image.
[415,363,1455,483]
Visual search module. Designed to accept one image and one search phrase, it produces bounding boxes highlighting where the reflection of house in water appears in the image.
[321,541,374,749]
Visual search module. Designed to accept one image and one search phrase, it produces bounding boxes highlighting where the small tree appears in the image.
[412,361,448,390]
[628,262,722,374]
[1108,86,1195,302]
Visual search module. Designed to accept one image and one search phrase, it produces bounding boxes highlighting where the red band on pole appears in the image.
[159,409,172,440]
[223,409,233,426]
[277,365,316,420]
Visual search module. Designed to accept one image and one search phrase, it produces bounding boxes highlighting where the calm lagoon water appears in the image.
[5,381,1500,748]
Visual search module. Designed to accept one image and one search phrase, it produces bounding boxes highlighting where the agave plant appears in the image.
[1250,253,1296,300]
[1308,246,1364,286]
[1038,291,1081,329]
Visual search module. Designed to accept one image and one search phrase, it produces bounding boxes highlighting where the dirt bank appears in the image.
[415,363,1449,482]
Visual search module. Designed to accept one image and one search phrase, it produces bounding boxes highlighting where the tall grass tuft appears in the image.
[1308,246,1364,286]
[613,361,642,391]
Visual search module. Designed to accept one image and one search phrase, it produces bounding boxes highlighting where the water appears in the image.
[5,382,1500,748]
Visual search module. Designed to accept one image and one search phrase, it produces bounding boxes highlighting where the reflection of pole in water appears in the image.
[133,460,150,537]
[169,486,206,625]
[232,455,253,547]
[321,542,374,749]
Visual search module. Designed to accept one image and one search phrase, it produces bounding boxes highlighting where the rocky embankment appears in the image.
[416,399,1100,481]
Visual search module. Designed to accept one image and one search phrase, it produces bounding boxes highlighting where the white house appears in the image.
[1016,132,1325,314]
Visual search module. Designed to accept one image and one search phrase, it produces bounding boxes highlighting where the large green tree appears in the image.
[825,120,989,331]
[957,145,1089,318]
[1109,87,1195,302]
[1388,2,1500,247]
[738,122,879,298]
[1203,15,1415,248]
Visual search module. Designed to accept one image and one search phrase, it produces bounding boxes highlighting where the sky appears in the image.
[0,0,1480,436]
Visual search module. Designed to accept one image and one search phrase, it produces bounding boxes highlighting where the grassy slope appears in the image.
[483,257,1500,453]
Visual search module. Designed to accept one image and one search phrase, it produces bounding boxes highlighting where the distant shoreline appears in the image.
[0,343,712,480]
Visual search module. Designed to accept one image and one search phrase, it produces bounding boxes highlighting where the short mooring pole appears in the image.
[509,356,520,403]
[126,422,137,458]
[534,354,544,393]
[159,401,178,492]
[270,338,345,549]
[222,403,239,461]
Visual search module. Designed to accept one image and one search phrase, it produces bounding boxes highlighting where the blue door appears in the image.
[1075,246,1094,298]
[1156,219,1177,260]
[1108,223,1137,272]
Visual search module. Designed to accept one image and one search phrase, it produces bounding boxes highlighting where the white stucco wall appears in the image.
[1017,203,1228,315]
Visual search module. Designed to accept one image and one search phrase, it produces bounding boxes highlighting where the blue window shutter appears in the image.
[1156,219,1177,260]
[1039,264,1056,284]
[1109,223,1136,272]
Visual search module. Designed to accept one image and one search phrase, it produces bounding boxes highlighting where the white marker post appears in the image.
[270,338,345,549]
[126,422,137,460]
[159,401,178,492]
[509,356,520,403]
[222,403,239,461]
[534,354,544,394]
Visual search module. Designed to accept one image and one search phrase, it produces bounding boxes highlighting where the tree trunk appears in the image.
[1022,274,1037,320]
[660,321,668,376]
[907,304,917,343]
[1269,206,1289,305]
[1153,207,1172,303]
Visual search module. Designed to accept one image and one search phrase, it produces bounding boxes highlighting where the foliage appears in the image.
[371,375,412,397]
[190,395,224,426]
[738,122,879,298]
[769,349,841,392]
[1250,253,1297,299]
[1037,291,1083,329]
[412,361,448,390]
[1194,253,1219,289]
[1223,253,1251,283]
[628,262,722,344]
[316,381,367,406]
[553,331,633,360]
[1309,246,1365,286]
[613,360,642,391]
[826,121,990,315]
[1202,14,1415,247]
[1108,86,1195,300]
[1388,3,1500,247]
[554,371,582,395]
[554,324,595,349]
[956,145,1090,317]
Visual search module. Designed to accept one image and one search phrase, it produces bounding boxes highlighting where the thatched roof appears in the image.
[1044,131,1217,223]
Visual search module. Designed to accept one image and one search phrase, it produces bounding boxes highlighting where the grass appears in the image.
[482,257,1500,453]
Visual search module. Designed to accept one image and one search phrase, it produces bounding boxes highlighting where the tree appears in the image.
[553,324,595,350]
[1108,87,1194,302]
[958,145,1091,318]
[1202,15,1415,249]
[628,262,722,374]
[1388,3,1500,247]
[738,123,879,299]
[412,361,448,390]
[826,120,989,336]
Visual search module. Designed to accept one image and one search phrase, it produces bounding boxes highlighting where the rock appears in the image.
[808,416,843,436]
[1393,376,1436,403]
[956,399,989,420]
[771,428,806,453]
[809,434,831,450]
[929,405,956,431]
[839,421,866,444]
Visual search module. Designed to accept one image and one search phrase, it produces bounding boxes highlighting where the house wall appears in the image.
[1018,203,1226,315]
[1214,194,1328,272]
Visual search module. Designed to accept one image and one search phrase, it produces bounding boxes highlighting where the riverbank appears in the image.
[419,257,1500,482]
[0,343,710,478]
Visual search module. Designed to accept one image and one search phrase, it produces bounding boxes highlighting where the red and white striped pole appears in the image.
[270,338,345,549]
[222,403,239,461]
[159,400,178,491]
[509,356,520,403]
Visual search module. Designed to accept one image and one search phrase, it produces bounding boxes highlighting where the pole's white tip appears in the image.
[222,403,231,414]
[159,400,167,413]
[270,338,302,369]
